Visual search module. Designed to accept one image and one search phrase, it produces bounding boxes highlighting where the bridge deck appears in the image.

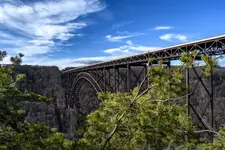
[63,34,225,74]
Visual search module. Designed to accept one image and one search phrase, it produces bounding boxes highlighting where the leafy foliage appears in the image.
[0,123,73,150]
[10,53,24,65]
[196,127,225,149]
[0,51,7,61]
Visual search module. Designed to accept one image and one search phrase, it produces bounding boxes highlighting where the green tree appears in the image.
[10,53,24,65]
[0,51,7,61]
[76,52,219,150]
[197,126,225,149]
[0,51,73,150]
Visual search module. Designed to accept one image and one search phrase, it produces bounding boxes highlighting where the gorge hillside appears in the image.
[14,65,225,138]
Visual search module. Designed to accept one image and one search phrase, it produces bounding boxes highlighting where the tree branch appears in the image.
[100,72,153,149]
[194,130,219,135]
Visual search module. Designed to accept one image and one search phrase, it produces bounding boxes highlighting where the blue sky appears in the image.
[0,0,225,68]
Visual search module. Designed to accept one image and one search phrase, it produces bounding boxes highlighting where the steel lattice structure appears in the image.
[62,35,225,136]
[63,34,225,73]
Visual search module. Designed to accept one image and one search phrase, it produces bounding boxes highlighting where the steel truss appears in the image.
[63,35,225,73]
[186,66,215,139]
[61,35,225,136]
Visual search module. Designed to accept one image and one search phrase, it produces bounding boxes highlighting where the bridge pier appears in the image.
[127,64,131,92]
[113,66,116,92]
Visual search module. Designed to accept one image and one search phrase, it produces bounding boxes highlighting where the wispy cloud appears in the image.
[28,40,55,47]
[159,33,188,42]
[154,26,173,30]
[27,40,159,68]
[3,40,161,69]
[104,40,160,55]
[0,0,105,56]
[106,32,144,42]
[20,55,119,69]
[106,35,136,42]
[112,21,133,29]
[1,40,160,69]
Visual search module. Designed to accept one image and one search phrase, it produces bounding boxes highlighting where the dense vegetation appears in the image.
[1,50,225,149]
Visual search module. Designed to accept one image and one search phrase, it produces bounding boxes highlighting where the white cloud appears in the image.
[154,26,173,30]
[126,40,133,45]
[106,35,136,42]
[28,39,55,46]
[34,23,86,40]
[12,40,160,69]
[1,39,160,69]
[0,0,105,56]
[104,48,121,54]
[106,32,144,42]
[0,31,27,46]
[1,55,12,64]
[104,40,160,55]
[159,33,188,42]
[13,45,52,56]
[22,55,119,69]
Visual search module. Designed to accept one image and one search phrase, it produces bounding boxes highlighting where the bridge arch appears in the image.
[69,72,103,115]
[69,72,113,108]
[71,72,103,94]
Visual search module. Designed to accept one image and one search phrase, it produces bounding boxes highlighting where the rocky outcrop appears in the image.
[14,65,77,139]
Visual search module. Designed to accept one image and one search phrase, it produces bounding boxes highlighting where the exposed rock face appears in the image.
[14,65,77,139]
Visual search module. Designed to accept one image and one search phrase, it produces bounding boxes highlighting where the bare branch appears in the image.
[194,130,219,135]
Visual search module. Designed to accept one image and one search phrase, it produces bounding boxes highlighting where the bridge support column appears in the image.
[116,67,120,91]
[168,60,171,98]
[127,64,131,92]
[107,69,110,92]
[104,68,106,92]
[114,66,117,92]
[186,68,190,116]
[147,61,151,90]
[210,62,214,138]
[144,63,148,90]
[185,67,190,148]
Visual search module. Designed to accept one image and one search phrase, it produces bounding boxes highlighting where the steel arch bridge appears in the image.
[62,35,225,136]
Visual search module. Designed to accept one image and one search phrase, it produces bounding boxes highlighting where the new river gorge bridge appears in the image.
[62,35,225,135]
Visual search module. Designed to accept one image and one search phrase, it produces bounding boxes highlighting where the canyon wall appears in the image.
[14,65,225,139]
[14,65,77,139]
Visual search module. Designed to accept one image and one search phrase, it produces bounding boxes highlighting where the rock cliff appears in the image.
[14,65,77,139]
